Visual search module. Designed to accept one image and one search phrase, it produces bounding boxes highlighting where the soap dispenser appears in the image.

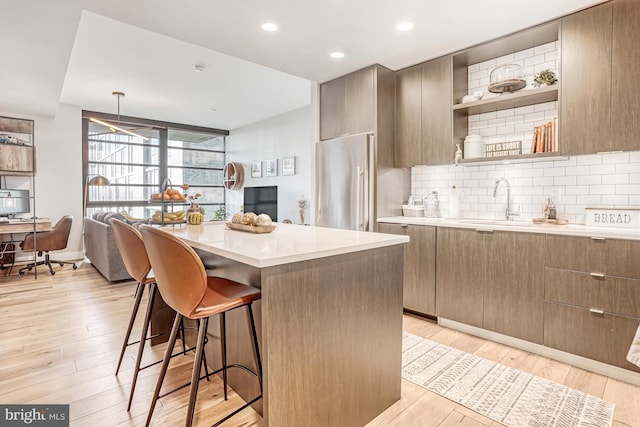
[544,198,557,220]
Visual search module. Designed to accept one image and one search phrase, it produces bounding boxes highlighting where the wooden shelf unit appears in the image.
[453,86,558,115]
[0,115,38,277]
[451,20,562,162]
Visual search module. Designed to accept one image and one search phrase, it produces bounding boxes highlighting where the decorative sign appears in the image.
[485,141,522,157]
[585,208,640,229]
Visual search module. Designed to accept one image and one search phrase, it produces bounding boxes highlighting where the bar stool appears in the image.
[109,219,207,411]
[140,225,262,427]
[109,218,159,410]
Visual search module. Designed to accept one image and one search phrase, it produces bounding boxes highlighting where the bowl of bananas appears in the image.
[150,209,187,225]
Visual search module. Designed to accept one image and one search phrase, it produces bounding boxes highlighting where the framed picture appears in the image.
[265,159,277,177]
[251,161,262,178]
[281,157,295,176]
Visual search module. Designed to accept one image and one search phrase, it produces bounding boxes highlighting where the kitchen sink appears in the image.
[457,219,533,228]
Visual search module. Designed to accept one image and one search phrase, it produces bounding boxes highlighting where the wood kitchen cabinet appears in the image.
[544,234,640,372]
[560,2,612,155]
[436,227,485,328]
[611,0,640,151]
[319,66,374,141]
[395,56,453,168]
[319,65,395,167]
[437,227,545,343]
[395,65,422,168]
[377,223,436,316]
[421,56,453,166]
[561,0,640,154]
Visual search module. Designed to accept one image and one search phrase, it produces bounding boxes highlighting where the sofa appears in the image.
[84,212,132,282]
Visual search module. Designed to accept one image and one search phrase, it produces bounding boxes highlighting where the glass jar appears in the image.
[425,191,440,218]
[488,64,526,93]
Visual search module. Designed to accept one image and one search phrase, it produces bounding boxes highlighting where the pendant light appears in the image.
[89,91,149,141]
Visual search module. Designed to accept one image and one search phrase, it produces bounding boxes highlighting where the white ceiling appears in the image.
[1,0,605,130]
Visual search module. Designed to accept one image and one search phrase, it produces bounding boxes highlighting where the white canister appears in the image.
[464,135,485,159]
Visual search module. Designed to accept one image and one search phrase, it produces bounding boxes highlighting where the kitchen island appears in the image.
[162,222,408,427]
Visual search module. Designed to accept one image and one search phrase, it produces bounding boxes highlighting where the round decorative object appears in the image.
[187,206,205,225]
[223,162,244,190]
[488,64,526,94]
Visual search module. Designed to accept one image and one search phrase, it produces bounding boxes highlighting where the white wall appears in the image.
[226,106,312,224]
[1,104,83,260]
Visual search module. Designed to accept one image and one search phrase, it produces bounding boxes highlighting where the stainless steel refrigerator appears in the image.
[316,133,374,231]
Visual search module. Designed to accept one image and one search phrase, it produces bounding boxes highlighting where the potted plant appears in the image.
[533,69,557,88]
[212,205,229,221]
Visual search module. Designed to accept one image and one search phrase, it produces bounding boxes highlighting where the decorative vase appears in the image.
[187,205,205,225]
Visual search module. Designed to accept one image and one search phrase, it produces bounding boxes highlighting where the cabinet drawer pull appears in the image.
[476,228,494,234]
[590,236,606,241]
[401,224,408,228]
[590,272,605,278]
[589,308,605,315]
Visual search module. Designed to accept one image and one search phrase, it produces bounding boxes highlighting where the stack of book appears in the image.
[531,118,557,153]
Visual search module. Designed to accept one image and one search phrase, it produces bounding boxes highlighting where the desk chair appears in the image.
[19,215,76,275]
[140,225,262,427]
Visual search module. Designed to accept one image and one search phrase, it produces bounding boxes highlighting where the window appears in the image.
[82,112,228,220]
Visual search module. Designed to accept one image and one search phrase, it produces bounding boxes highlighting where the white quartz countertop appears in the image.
[163,222,409,268]
[378,216,640,241]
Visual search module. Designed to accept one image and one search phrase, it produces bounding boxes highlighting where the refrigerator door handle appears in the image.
[356,166,365,230]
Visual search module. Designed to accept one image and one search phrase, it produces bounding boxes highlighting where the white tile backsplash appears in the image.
[410,151,640,224]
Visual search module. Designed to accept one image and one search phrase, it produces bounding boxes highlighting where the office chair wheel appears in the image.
[50,271,55,275]
[72,264,78,270]
[28,266,33,271]
[19,271,25,276]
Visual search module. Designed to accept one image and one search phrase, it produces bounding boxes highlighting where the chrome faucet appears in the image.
[493,178,520,221]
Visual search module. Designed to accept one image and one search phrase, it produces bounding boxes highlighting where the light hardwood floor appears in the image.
[1,262,638,426]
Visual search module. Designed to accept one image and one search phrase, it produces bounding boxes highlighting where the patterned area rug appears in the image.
[402,332,615,427]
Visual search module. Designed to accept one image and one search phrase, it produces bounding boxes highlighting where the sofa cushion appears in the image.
[103,212,126,224]
[93,211,107,222]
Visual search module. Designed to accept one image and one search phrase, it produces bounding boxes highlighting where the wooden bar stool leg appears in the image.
[185,317,209,427]
[127,283,157,411]
[219,312,228,400]
[145,313,182,427]
[115,282,144,375]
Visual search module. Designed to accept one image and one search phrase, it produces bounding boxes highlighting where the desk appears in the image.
[0,218,51,234]
[159,222,407,427]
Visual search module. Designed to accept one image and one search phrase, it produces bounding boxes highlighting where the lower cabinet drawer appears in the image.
[616,276,640,318]
[545,268,616,311]
[544,302,640,373]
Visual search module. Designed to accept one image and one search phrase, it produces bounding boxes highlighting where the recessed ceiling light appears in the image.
[396,21,414,31]
[261,22,278,32]
[330,51,345,59]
